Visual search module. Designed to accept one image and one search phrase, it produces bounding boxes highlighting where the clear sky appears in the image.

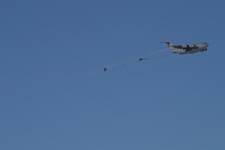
[0,0,225,150]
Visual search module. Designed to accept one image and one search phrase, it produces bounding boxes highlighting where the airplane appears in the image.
[162,42,208,54]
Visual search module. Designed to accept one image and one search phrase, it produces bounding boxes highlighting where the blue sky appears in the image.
[0,0,225,150]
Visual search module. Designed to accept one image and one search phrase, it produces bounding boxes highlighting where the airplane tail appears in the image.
[161,41,171,48]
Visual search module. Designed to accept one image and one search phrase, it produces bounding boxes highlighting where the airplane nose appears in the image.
[201,48,207,51]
